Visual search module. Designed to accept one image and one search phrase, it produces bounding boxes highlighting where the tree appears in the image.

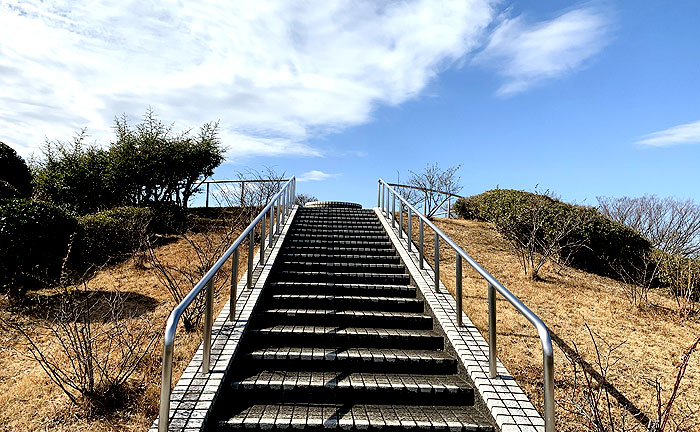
[598,195,700,258]
[399,163,462,218]
[0,141,32,198]
[33,109,225,213]
[296,193,318,206]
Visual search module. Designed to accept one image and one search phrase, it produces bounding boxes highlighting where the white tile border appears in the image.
[374,208,546,432]
[150,206,298,432]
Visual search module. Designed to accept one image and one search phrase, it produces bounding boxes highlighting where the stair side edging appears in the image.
[373,207,546,432]
[149,205,299,432]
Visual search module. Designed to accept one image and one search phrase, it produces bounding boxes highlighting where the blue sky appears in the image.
[2,1,699,208]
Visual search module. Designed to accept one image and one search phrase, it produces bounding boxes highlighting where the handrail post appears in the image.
[434,233,440,292]
[385,185,389,216]
[247,230,254,289]
[399,202,403,239]
[205,182,210,208]
[392,193,396,228]
[544,349,555,432]
[377,180,381,208]
[260,214,266,264]
[276,197,281,233]
[456,254,462,326]
[268,206,274,248]
[158,341,174,432]
[419,220,424,269]
[407,208,412,251]
[488,283,497,378]
[202,278,213,373]
[230,248,238,321]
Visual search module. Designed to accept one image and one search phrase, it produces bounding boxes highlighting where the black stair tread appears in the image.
[268,282,416,297]
[280,261,403,269]
[277,270,409,279]
[252,326,438,338]
[247,347,455,363]
[261,308,429,318]
[231,371,471,395]
[292,227,385,232]
[278,262,406,274]
[280,253,401,263]
[218,403,493,431]
[287,239,393,245]
[283,246,396,255]
[270,294,420,304]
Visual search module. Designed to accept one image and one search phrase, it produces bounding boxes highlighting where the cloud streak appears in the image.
[297,170,339,182]
[0,0,494,158]
[475,6,611,96]
[637,120,700,147]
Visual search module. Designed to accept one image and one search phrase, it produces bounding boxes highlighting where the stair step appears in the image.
[289,233,389,241]
[256,309,432,329]
[278,261,406,274]
[267,294,423,312]
[268,282,416,298]
[244,347,456,373]
[248,326,444,349]
[280,253,401,264]
[292,224,383,231]
[283,245,396,256]
[218,403,494,431]
[229,371,473,405]
[276,270,411,284]
[286,239,393,248]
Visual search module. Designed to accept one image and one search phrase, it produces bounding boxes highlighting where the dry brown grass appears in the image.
[0,226,254,431]
[399,215,700,431]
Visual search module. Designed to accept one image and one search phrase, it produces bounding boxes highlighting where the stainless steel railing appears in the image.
[378,179,555,432]
[157,177,296,432]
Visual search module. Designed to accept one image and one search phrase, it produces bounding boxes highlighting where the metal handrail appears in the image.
[378,179,555,432]
[157,177,296,432]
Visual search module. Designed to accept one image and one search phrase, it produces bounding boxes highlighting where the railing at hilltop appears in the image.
[385,182,462,218]
[195,178,291,208]
[157,177,296,432]
[378,179,555,432]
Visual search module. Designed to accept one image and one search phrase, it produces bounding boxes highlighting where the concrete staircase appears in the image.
[209,205,495,431]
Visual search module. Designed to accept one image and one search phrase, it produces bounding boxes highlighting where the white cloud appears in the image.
[0,0,494,158]
[474,6,611,96]
[637,120,700,147]
[298,170,339,182]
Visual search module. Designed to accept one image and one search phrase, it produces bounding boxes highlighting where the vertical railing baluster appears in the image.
[205,182,210,208]
[247,230,254,289]
[377,180,381,208]
[456,254,462,326]
[276,196,280,233]
[419,220,424,269]
[202,277,213,373]
[434,233,440,292]
[268,206,274,248]
[260,213,266,264]
[488,282,497,378]
[392,193,396,228]
[399,202,403,239]
[230,248,238,321]
[407,208,412,251]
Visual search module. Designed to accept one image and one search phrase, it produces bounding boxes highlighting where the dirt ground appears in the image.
[0,227,254,432]
[402,216,700,432]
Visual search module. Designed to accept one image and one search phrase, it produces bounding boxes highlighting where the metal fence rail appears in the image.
[157,177,296,432]
[378,179,555,432]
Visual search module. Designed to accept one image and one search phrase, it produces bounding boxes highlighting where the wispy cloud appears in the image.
[474,6,611,96]
[637,120,700,147]
[0,0,494,158]
[297,170,340,182]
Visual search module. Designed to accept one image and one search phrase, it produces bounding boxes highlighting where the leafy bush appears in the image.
[33,110,224,214]
[0,141,32,198]
[454,189,652,278]
[654,250,700,304]
[0,199,77,298]
[68,207,153,273]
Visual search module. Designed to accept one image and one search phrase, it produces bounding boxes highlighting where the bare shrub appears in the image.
[147,212,243,331]
[9,282,157,412]
[495,190,591,280]
[562,324,699,432]
[398,163,462,218]
[296,193,318,206]
[598,195,700,258]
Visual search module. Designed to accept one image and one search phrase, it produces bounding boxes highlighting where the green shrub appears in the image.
[654,250,700,301]
[454,189,652,278]
[146,201,187,234]
[0,142,32,198]
[68,206,154,273]
[0,199,77,298]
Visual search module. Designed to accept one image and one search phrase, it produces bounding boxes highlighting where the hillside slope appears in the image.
[415,218,700,432]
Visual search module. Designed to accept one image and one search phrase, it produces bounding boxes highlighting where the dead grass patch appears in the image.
[0,225,253,431]
[398,215,700,431]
